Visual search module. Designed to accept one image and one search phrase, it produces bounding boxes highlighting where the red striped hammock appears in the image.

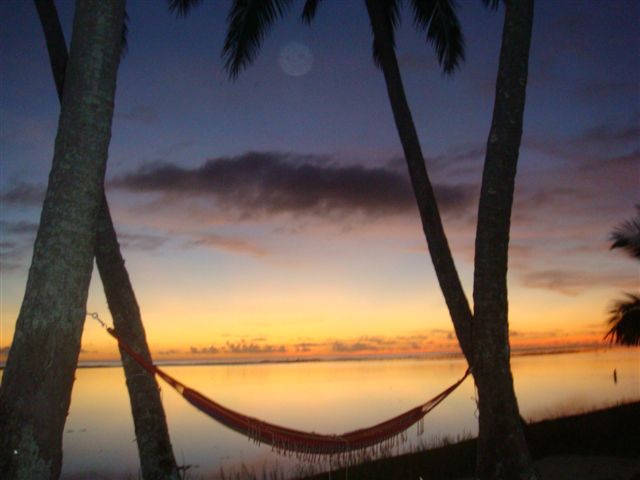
[107,326,470,458]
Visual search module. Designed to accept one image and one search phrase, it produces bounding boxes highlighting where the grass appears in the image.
[299,401,640,480]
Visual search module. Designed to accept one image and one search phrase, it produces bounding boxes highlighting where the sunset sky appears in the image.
[1,0,638,362]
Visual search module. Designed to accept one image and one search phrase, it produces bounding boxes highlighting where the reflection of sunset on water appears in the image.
[6,349,632,478]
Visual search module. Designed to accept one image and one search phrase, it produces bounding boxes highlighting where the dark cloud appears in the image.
[158,348,181,355]
[113,152,475,220]
[0,220,38,236]
[332,341,379,353]
[0,260,23,273]
[509,329,565,340]
[0,221,37,273]
[118,232,167,251]
[190,345,220,354]
[522,187,590,209]
[358,335,396,346]
[0,183,45,207]
[185,234,268,257]
[518,123,638,223]
[525,119,639,165]
[224,341,286,354]
[519,269,638,296]
[331,335,431,353]
[386,146,484,178]
[427,329,452,336]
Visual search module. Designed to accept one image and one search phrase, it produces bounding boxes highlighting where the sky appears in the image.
[0,0,638,362]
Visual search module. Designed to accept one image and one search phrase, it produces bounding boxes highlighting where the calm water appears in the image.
[15,349,640,478]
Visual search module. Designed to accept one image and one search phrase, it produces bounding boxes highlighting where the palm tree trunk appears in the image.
[95,200,180,479]
[33,1,180,478]
[364,0,473,362]
[0,1,125,478]
[366,0,536,478]
[472,1,535,479]
[33,0,67,100]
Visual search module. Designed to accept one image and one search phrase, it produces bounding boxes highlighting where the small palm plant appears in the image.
[604,206,640,346]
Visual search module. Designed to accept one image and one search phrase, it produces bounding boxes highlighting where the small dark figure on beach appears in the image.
[613,368,618,384]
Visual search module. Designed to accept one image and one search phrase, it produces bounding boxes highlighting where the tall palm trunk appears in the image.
[364,0,473,361]
[366,0,536,478]
[472,1,535,478]
[33,1,180,477]
[0,1,125,478]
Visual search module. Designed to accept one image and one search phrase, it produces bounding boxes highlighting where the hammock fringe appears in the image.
[106,327,470,458]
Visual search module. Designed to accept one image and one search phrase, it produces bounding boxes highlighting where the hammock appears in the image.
[104,323,470,458]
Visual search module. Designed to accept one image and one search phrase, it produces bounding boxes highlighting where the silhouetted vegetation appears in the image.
[605,207,640,347]
[302,402,640,480]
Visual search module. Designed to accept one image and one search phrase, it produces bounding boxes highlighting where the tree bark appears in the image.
[472,1,536,479]
[364,0,473,362]
[0,1,125,478]
[366,0,536,478]
[95,200,180,479]
[32,1,180,478]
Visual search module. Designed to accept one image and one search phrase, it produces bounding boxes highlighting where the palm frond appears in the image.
[385,0,402,29]
[410,0,465,74]
[604,294,640,346]
[481,0,501,10]
[167,0,204,17]
[372,0,402,67]
[223,0,295,79]
[302,0,323,24]
[610,206,640,260]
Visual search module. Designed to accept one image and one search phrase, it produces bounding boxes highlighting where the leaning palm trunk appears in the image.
[472,1,535,479]
[0,1,125,478]
[95,201,180,478]
[364,0,473,362]
[365,0,536,478]
[33,1,180,477]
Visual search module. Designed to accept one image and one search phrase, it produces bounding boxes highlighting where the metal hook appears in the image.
[87,311,107,329]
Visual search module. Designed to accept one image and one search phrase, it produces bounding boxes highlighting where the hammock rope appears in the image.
[90,313,471,458]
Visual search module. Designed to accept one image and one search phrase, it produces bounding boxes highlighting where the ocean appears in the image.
[7,347,639,479]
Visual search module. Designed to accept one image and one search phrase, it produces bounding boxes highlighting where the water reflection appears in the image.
[29,348,639,478]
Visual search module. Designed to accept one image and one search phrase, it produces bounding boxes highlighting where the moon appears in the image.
[278,42,313,77]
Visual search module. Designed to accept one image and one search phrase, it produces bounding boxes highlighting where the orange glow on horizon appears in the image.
[2,328,608,364]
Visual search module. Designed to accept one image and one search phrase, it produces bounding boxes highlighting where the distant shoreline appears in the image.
[1,344,629,370]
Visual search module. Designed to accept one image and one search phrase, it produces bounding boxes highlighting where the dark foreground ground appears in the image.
[302,401,640,480]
